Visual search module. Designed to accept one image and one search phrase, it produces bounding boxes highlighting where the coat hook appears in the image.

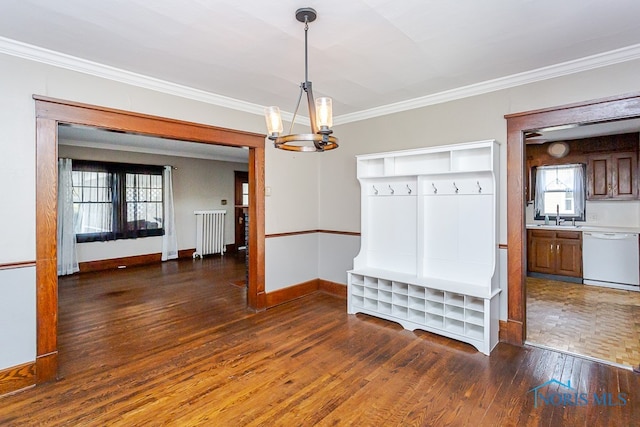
[432,183,438,194]
[372,185,378,195]
[388,185,394,195]
[406,184,412,194]
[453,182,459,193]
[477,181,482,193]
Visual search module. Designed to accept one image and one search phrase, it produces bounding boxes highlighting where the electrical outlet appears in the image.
[587,213,598,222]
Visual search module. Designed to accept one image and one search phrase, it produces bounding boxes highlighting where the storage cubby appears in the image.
[395,151,450,175]
[409,309,426,323]
[393,293,409,306]
[392,281,409,294]
[409,285,425,298]
[378,279,392,292]
[352,284,365,297]
[379,290,393,304]
[426,288,444,302]
[426,300,444,315]
[451,146,492,172]
[409,296,425,310]
[426,313,444,328]
[357,158,385,177]
[348,140,500,355]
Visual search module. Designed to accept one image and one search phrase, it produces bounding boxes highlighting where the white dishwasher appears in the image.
[582,232,639,291]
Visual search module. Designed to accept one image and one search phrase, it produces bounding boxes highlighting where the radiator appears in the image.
[193,210,226,258]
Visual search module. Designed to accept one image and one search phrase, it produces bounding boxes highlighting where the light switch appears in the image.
[265,186,272,196]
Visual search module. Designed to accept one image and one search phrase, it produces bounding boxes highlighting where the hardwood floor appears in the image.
[1,257,638,426]
[527,277,640,367]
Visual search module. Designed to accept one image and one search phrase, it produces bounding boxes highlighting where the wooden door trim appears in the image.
[34,95,266,384]
[504,91,640,345]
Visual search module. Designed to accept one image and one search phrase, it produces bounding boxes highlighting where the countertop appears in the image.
[526,223,640,234]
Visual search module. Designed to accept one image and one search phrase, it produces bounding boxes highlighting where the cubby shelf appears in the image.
[348,272,500,354]
[348,140,501,355]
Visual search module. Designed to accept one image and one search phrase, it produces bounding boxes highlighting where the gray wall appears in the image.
[58,144,248,261]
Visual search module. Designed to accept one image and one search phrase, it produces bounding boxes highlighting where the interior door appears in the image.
[234,171,249,252]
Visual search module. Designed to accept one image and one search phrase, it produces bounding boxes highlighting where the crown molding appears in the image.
[1,36,639,127]
[0,36,280,119]
[333,43,640,125]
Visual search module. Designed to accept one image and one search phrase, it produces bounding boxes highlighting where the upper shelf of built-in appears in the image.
[356,140,499,178]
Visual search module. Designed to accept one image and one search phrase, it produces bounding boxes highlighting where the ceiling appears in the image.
[3,1,640,158]
[58,124,250,162]
[525,118,640,145]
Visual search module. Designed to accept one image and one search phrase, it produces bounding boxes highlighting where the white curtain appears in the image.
[572,165,585,217]
[57,158,79,275]
[161,165,178,261]
[534,167,546,216]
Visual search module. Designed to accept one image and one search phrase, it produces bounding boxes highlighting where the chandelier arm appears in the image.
[305,81,319,134]
[288,84,305,135]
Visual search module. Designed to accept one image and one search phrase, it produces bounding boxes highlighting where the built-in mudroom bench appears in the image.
[348,140,501,355]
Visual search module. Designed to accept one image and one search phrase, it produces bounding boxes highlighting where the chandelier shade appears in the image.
[265,7,338,152]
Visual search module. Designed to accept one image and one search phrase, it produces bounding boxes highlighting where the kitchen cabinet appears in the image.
[587,152,638,200]
[348,140,500,355]
[527,229,582,278]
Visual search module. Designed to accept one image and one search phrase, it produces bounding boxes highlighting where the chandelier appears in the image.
[264,7,338,152]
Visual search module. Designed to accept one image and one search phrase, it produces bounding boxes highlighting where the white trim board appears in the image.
[2,36,639,126]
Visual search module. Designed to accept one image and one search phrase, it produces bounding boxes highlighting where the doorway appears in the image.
[522,126,640,367]
[34,96,266,384]
[504,92,640,351]
[234,171,249,253]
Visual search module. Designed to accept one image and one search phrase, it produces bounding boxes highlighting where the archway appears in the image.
[504,92,640,345]
[34,96,266,383]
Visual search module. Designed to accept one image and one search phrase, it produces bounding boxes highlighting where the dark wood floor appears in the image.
[1,256,638,426]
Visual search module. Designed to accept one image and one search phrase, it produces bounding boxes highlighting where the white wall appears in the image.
[318,233,361,285]
[58,145,247,261]
[0,52,313,370]
[0,267,36,369]
[265,233,318,292]
[2,45,640,372]
[318,59,640,321]
[321,59,640,240]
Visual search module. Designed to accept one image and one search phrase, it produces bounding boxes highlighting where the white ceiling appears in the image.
[3,0,640,157]
[525,118,640,144]
[3,0,640,118]
[58,124,250,162]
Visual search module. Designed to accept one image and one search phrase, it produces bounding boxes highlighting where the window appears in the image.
[242,182,249,206]
[72,160,164,242]
[534,163,586,220]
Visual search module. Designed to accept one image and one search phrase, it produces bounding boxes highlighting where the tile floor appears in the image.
[526,277,640,367]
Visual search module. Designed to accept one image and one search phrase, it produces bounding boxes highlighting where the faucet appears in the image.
[555,205,560,226]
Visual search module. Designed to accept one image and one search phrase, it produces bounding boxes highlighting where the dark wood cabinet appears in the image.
[527,229,582,278]
[587,152,638,200]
